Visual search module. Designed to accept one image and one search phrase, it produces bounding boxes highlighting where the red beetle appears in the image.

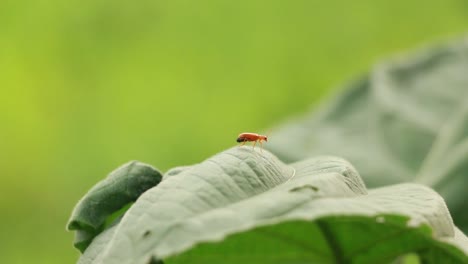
[236,132,268,150]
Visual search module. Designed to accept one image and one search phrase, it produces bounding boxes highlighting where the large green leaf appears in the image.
[74,148,468,264]
[266,37,468,232]
[67,161,163,252]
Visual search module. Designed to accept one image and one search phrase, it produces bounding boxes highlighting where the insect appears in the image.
[236,132,268,150]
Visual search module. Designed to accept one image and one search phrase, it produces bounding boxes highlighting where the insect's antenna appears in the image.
[258,128,272,153]
[265,128,273,140]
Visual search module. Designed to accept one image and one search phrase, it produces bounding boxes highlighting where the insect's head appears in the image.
[263,136,268,142]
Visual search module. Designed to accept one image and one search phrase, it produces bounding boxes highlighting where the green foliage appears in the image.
[70,148,468,264]
[67,161,162,252]
[1,1,468,263]
[266,37,468,233]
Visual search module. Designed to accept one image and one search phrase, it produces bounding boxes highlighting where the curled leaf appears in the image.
[67,161,163,252]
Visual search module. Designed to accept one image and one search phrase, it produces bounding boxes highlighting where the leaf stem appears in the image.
[317,220,345,264]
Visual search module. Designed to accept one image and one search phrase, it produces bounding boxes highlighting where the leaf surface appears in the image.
[267,38,468,231]
[67,161,163,252]
[75,148,468,264]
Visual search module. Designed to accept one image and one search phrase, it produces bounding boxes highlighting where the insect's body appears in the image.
[237,132,268,150]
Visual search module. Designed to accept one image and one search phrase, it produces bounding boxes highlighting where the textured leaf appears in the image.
[266,37,468,232]
[77,224,118,264]
[67,161,163,252]
[76,148,467,264]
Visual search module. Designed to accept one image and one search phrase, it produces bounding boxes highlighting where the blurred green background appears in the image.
[0,0,467,263]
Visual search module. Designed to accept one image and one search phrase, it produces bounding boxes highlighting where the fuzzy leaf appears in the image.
[67,161,163,252]
[76,148,468,264]
[267,37,468,232]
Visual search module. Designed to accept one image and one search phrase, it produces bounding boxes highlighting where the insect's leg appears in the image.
[239,141,246,147]
[252,140,257,150]
[259,141,263,153]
